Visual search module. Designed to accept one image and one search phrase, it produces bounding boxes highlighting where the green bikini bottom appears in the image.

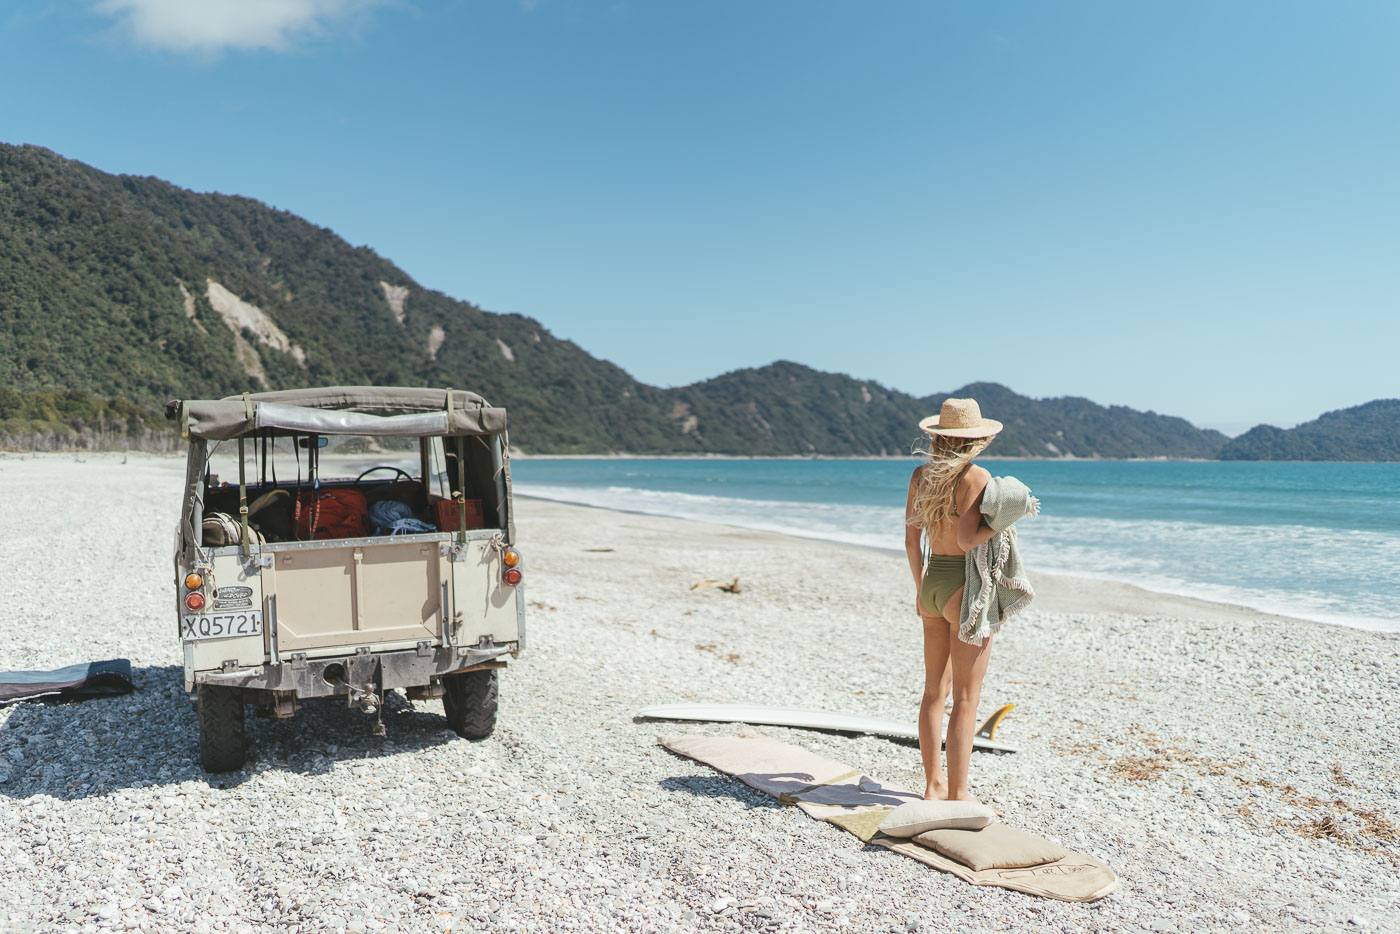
[920,553,966,620]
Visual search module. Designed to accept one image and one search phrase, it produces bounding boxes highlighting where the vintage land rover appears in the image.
[167,387,524,772]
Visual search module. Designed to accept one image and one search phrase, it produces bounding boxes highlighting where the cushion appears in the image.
[914,822,1069,871]
[876,799,997,837]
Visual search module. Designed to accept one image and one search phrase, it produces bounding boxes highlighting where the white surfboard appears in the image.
[638,702,1018,753]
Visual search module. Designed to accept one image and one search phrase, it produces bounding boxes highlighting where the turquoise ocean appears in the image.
[510,458,1400,633]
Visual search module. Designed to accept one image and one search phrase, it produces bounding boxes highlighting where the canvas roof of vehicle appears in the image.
[166,386,507,441]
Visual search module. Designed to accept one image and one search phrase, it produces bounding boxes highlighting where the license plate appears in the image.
[181,611,263,641]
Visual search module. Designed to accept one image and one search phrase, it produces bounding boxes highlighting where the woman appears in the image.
[903,397,1002,804]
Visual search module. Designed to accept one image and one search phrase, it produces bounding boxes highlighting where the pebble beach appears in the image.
[2,452,1397,933]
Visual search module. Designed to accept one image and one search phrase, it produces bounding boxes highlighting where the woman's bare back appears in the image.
[925,463,991,555]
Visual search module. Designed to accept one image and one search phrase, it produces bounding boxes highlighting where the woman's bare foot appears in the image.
[923,783,948,801]
[946,791,1001,816]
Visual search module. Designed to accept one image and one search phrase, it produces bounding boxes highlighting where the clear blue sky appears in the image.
[2,1,1397,434]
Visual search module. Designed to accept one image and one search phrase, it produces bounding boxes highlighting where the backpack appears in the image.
[201,512,265,547]
[295,489,369,540]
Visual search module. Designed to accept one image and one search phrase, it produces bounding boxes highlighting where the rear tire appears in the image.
[197,686,246,772]
[442,669,498,739]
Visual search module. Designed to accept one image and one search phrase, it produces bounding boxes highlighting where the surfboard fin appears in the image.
[976,703,1015,741]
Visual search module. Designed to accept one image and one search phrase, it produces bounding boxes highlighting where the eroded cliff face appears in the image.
[200,280,308,387]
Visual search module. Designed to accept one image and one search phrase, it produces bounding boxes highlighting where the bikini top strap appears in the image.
[951,462,974,518]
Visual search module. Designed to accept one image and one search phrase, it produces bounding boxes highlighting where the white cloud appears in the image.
[93,0,384,54]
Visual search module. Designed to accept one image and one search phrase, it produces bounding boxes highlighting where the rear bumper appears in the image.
[191,642,515,698]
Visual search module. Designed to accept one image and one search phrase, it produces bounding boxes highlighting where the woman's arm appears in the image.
[904,466,925,587]
[956,467,998,552]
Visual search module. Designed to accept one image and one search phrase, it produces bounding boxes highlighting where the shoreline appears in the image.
[2,451,1385,632]
[6,449,1389,465]
[513,490,1389,636]
[509,451,1228,463]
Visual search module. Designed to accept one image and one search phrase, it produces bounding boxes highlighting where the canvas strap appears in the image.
[237,437,251,556]
[447,387,467,542]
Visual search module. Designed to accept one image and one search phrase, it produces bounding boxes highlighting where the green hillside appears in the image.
[1219,400,1400,461]
[663,361,929,456]
[957,382,1229,459]
[2,142,1234,458]
[0,142,676,452]
[0,386,173,451]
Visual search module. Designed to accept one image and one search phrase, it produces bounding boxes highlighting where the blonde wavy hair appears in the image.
[908,433,994,533]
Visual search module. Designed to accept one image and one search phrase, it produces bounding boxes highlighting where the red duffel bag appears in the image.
[295,489,369,540]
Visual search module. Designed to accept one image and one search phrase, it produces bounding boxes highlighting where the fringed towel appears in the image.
[960,476,1038,644]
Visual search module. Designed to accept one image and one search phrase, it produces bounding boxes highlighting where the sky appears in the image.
[2,1,1397,435]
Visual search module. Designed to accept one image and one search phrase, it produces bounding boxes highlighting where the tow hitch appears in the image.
[324,664,387,736]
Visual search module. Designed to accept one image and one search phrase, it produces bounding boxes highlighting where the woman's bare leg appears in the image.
[942,586,994,804]
[918,607,953,800]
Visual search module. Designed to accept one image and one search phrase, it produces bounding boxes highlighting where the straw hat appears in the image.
[919,398,1002,438]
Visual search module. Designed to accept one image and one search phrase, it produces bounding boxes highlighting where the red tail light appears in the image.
[185,591,206,611]
[503,568,523,586]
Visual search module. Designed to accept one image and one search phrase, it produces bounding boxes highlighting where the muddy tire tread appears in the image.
[442,669,498,739]
[197,686,246,773]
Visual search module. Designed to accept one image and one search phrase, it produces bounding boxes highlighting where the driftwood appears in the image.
[690,577,741,594]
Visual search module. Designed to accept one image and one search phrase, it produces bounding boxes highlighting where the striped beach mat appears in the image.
[658,730,1117,902]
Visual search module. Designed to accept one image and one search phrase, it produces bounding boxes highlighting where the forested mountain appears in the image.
[1219,400,1400,461]
[940,382,1228,459]
[658,365,1230,458]
[0,142,1242,457]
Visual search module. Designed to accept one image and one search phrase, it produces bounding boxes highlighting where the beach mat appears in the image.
[0,658,134,706]
[659,731,1117,902]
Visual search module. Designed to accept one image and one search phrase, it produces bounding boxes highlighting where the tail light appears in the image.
[185,591,206,611]
[503,568,523,586]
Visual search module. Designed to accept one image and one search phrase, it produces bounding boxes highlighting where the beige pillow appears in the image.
[876,799,996,837]
[914,822,1068,870]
